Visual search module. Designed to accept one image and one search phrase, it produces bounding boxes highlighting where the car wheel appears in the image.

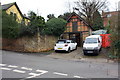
[67,47,71,53]
[55,50,58,53]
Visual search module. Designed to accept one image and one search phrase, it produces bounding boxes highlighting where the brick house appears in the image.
[102,11,119,27]
[62,12,94,47]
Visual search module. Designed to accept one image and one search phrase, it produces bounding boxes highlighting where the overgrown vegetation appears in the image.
[107,13,120,59]
[2,11,20,39]
[19,11,45,37]
[44,18,67,37]
[2,10,67,38]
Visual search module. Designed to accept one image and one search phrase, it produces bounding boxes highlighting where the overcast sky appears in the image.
[1,0,120,19]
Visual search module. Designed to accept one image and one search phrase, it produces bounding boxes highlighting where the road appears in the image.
[0,50,118,79]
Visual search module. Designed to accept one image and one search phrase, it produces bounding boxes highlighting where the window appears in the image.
[85,38,98,44]
[72,21,78,32]
[57,40,66,44]
[107,14,112,18]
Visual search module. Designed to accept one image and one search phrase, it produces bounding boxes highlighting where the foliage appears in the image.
[58,12,71,20]
[107,13,120,58]
[47,14,55,21]
[44,18,67,36]
[92,11,104,30]
[28,11,45,32]
[2,11,19,39]
[74,0,107,27]
[19,25,34,37]
[20,11,45,37]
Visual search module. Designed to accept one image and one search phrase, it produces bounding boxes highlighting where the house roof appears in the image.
[2,2,23,17]
[2,2,30,20]
[2,2,15,10]
[67,12,94,30]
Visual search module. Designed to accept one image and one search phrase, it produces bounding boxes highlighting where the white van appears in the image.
[83,35,102,55]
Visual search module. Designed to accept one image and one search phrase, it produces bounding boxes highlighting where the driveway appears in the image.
[47,47,114,63]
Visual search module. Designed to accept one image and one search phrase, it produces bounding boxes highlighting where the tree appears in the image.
[44,18,67,36]
[19,11,45,36]
[74,0,107,28]
[2,11,19,39]
[47,14,55,21]
[58,12,71,20]
[92,10,104,30]
[28,11,37,21]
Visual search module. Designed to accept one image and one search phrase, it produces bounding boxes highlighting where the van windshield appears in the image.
[85,38,98,44]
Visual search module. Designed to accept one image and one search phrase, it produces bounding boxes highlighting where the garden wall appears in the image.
[1,34,58,52]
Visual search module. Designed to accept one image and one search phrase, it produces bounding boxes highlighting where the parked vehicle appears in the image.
[83,35,102,55]
[54,39,77,53]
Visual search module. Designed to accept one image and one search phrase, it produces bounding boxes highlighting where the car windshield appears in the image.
[85,38,98,44]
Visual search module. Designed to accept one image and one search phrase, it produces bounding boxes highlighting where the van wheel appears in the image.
[100,47,102,51]
[67,47,71,53]
[95,51,99,55]
[83,52,87,55]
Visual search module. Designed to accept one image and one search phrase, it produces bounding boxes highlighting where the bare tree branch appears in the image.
[74,0,108,26]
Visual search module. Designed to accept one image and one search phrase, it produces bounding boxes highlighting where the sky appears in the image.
[1,0,120,20]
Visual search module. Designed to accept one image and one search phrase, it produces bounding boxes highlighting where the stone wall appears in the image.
[1,34,58,52]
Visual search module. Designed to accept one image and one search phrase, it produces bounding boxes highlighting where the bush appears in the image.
[44,18,67,36]
[19,11,46,37]
[2,11,19,39]
[19,25,38,37]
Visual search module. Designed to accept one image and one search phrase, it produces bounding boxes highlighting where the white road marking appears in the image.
[26,70,48,78]
[74,76,83,78]
[13,69,26,74]
[53,72,68,76]
[8,65,18,68]
[27,73,41,78]
[21,67,32,71]
[0,64,7,66]
[36,69,48,73]
[0,67,11,70]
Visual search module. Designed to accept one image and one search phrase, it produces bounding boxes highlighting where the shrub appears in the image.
[44,18,67,37]
[19,25,38,37]
[2,11,19,39]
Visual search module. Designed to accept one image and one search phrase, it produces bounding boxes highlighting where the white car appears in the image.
[54,39,77,53]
